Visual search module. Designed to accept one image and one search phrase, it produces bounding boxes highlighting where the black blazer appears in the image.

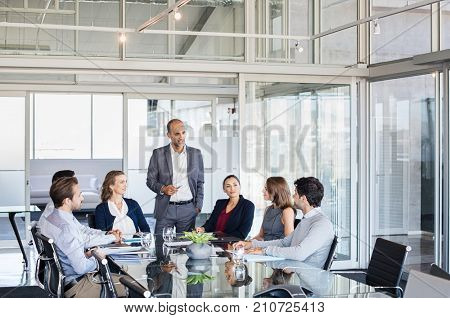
[202,195,255,240]
[94,198,150,233]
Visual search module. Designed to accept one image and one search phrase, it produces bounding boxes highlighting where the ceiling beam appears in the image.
[0,56,369,77]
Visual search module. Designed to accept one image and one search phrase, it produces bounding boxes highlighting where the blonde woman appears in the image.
[252,177,296,241]
[95,170,150,235]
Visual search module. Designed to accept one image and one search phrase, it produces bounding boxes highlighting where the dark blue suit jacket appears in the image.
[202,195,255,240]
[94,198,150,232]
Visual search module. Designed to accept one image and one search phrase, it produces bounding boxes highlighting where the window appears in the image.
[370,74,436,271]
[242,81,353,259]
[34,94,91,159]
[0,97,25,169]
[371,1,431,64]
[33,93,123,159]
[441,1,450,50]
[321,0,358,65]
[92,95,123,159]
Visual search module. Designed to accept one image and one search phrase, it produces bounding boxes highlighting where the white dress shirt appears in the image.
[108,199,136,235]
[169,144,193,202]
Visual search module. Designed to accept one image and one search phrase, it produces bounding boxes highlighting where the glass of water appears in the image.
[234,263,246,282]
[232,246,245,263]
[162,226,176,242]
[141,232,153,251]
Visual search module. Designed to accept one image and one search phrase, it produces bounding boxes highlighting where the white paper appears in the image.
[163,240,193,247]
[100,246,143,255]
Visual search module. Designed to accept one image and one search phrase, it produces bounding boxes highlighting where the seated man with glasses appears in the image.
[234,177,334,269]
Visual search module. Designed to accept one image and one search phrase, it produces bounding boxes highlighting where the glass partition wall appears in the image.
[240,76,357,268]
[0,95,27,242]
[370,74,437,272]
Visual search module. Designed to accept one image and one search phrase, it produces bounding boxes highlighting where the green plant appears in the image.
[186,273,214,285]
[181,231,217,244]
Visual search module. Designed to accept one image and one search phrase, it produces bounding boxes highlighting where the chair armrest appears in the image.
[349,284,403,297]
[152,293,172,298]
[372,285,404,297]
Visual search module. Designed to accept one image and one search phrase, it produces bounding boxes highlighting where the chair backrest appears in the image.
[366,238,411,288]
[254,284,306,298]
[322,235,340,271]
[30,222,43,254]
[35,232,65,298]
[30,223,45,289]
[119,276,151,298]
[92,250,118,298]
[86,214,96,229]
[430,263,450,280]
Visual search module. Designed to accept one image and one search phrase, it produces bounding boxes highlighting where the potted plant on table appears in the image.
[181,231,216,260]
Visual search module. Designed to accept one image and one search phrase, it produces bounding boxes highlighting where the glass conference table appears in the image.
[0,205,40,270]
[107,235,388,298]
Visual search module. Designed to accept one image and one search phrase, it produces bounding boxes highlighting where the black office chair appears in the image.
[91,249,118,298]
[35,232,66,298]
[29,222,46,289]
[30,222,43,254]
[86,214,96,228]
[333,238,411,297]
[322,235,340,271]
[254,284,306,298]
[120,276,152,298]
[430,263,450,280]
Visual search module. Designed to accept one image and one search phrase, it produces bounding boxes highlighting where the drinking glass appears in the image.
[232,246,245,262]
[141,233,153,251]
[234,263,246,282]
[163,226,176,242]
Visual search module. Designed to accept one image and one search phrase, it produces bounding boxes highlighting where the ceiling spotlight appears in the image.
[174,9,182,20]
[373,19,381,35]
[295,41,304,53]
[119,33,127,43]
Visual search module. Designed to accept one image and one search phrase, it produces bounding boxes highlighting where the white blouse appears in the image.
[108,199,136,236]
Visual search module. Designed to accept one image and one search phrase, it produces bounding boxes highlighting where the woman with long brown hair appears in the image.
[94,170,150,235]
[252,177,296,241]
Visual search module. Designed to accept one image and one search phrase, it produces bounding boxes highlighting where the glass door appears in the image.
[240,74,358,268]
[370,74,437,272]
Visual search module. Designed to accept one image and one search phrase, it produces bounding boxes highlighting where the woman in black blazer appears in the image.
[95,170,150,235]
[196,175,255,240]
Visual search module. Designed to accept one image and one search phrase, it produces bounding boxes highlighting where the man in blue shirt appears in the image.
[40,176,126,297]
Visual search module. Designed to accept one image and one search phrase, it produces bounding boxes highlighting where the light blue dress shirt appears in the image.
[252,207,334,268]
[40,208,116,284]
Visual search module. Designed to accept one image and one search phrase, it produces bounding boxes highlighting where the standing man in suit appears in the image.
[146,119,204,235]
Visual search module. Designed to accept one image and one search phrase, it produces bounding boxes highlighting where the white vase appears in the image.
[186,243,212,260]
